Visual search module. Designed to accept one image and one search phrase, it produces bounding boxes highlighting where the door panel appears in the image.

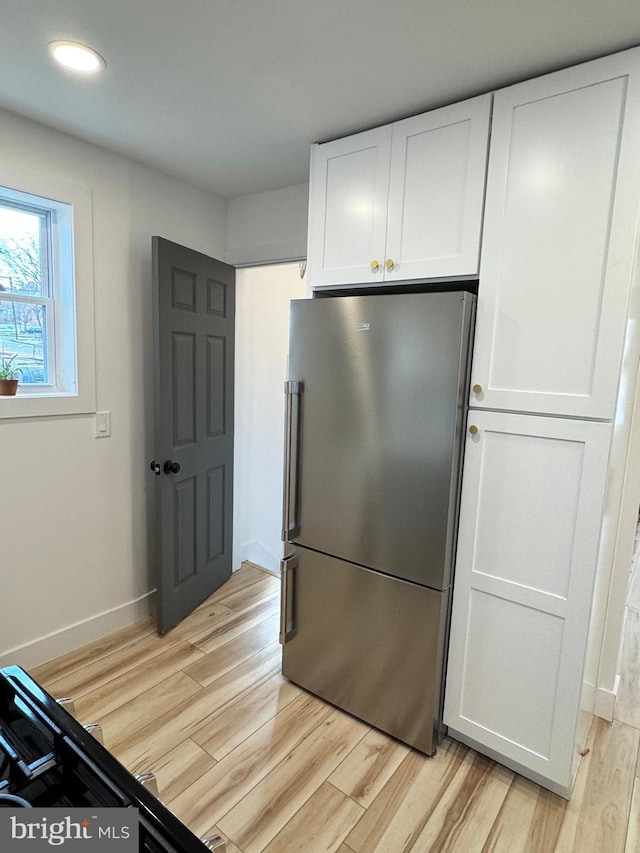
[281,546,448,754]
[206,336,226,435]
[444,410,611,791]
[472,52,640,418]
[307,127,392,286]
[288,291,474,589]
[153,237,235,634]
[172,332,196,444]
[206,465,225,561]
[174,477,196,583]
[385,94,491,280]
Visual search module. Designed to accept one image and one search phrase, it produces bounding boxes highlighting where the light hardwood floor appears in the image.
[32,562,640,853]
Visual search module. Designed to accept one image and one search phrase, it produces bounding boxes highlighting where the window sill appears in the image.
[0,390,96,420]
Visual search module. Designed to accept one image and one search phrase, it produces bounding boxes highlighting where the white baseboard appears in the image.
[0,591,156,671]
[593,675,620,721]
[239,539,281,574]
[241,559,279,578]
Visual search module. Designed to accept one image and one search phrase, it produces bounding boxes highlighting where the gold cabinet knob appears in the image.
[370,260,380,271]
[385,258,394,270]
[472,384,483,394]
[469,425,479,435]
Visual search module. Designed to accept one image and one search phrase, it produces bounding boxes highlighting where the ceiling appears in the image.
[1,0,640,200]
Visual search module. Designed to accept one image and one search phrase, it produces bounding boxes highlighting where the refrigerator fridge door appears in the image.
[280,545,449,754]
[286,291,474,590]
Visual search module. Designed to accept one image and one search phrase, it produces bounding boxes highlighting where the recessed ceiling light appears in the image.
[49,41,105,73]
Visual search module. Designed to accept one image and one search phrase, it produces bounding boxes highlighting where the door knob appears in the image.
[150,460,161,475]
[164,460,181,474]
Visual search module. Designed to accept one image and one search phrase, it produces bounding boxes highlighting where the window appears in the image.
[0,193,66,388]
[0,166,95,419]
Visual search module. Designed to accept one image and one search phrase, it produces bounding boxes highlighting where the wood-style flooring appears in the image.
[32,561,640,853]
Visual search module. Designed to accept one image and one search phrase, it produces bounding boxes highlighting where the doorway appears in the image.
[232,262,307,575]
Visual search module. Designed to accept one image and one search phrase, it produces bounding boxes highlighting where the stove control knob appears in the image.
[134,771,159,798]
[84,723,104,744]
[56,697,76,715]
[202,836,226,851]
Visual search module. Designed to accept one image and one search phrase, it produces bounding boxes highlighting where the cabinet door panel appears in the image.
[461,590,564,759]
[444,411,611,793]
[472,50,640,417]
[307,127,391,286]
[472,429,583,598]
[385,94,491,280]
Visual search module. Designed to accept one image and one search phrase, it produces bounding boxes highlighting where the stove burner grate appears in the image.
[0,792,32,807]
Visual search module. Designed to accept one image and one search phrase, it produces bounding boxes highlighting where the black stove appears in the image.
[0,665,221,851]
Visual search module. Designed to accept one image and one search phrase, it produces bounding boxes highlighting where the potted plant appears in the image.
[0,352,21,396]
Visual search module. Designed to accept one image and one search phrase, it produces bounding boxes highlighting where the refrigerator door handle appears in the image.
[282,380,303,541]
[279,554,298,644]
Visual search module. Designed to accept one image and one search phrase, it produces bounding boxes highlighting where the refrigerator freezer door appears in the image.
[281,545,449,754]
[288,290,473,589]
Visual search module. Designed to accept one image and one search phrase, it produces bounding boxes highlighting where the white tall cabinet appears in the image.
[304,45,640,797]
[307,95,491,287]
[444,413,611,793]
[445,48,640,795]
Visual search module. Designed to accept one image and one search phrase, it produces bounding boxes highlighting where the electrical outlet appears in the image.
[95,411,111,438]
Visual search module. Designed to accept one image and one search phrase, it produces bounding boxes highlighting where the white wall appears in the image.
[593,225,640,713]
[233,263,307,573]
[0,108,228,668]
[226,183,309,267]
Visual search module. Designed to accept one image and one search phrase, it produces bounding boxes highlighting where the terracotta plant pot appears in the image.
[0,379,18,396]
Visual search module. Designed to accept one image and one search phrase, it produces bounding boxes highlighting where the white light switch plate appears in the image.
[95,411,111,438]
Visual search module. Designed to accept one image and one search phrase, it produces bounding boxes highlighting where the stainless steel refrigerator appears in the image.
[280,289,475,754]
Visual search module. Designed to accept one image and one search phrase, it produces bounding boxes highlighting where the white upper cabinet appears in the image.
[471,49,640,419]
[444,411,612,794]
[384,97,491,281]
[307,126,392,287]
[307,95,491,288]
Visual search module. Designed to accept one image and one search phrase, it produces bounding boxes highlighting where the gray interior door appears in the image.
[152,236,235,635]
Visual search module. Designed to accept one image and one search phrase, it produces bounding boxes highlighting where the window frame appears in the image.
[0,196,56,387]
[0,165,96,419]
